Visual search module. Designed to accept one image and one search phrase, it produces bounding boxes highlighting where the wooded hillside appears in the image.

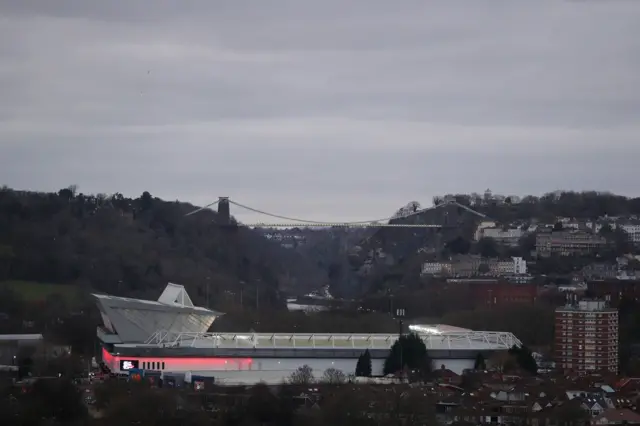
[0,186,327,310]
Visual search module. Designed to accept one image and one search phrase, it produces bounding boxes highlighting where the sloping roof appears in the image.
[92,283,219,314]
[594,408,640,424]
[158,283,194,307]
[92,283,222,343]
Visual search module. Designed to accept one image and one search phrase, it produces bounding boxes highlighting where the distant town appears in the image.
[1,186,640,425]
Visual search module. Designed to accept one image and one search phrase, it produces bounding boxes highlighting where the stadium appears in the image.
[94,283,522,384]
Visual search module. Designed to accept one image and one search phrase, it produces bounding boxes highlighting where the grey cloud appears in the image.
[0,1,639,223]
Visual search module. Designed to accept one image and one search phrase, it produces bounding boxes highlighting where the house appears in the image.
[432,367,461,385]
[576,396,609,417]
[592,409,640,425]
[582,263,619,280]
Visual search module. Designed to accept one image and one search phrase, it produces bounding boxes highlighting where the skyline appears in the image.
[1,1,639,223]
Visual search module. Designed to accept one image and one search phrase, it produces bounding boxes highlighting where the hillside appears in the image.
[258,201,487,297]
[437,191,640,223]
[312,191,640,297]
[256,226,371,298]
[0,186,327,310]
[344,201,485,295]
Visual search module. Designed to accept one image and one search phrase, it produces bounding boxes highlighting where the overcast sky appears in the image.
[1,1,639,223]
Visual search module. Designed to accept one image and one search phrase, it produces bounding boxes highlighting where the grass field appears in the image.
[0,280,82,304]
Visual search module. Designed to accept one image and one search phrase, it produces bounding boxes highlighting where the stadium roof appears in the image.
[93,283,216,313]
[408,324,472,334]
[93,285,523,351]
[140,329,522,352]
[93,283,221,343]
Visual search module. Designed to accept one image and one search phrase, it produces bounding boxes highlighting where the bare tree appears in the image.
[321,368,346,385]
[289,365,314,385]
[488,351,516,373]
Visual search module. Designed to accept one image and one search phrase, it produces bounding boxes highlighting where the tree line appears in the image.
[351,192,640,305]
[1,376,441,426]
[434,190,640,223]
[0,186,328,310]
[0,330,546,426]
[294,190,640,297]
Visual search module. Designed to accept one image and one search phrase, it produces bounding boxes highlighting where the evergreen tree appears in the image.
[355,350,373,377]
[355,354,365,376]
[508,345,538,375]
[383,333,431,376]
[362,349,372,377]
[474,353,486,370]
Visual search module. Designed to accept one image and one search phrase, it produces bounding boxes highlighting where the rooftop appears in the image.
[94,286,522,350]
[93,283,221,343]
[409,324,472,334]
[137,329,522,351]
[556,299,617,313]
[93,283,219,314]
[0,334,43,342]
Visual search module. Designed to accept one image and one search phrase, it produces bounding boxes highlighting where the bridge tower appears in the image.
[217,197,230,225]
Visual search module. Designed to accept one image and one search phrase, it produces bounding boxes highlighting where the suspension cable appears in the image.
[454,202,488,218]
[228,200,453,225]
[243,222,443,228]
[185,198,488,224]
[184,199,220,217]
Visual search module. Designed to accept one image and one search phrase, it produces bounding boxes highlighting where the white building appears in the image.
[421,262,449,276]
[479,227,524,246]
[489,257,527,276]
[590,222,640,245]
[94,283,522,384]
[474,221,498,241]
[422,257,527,277]
[508,256,528,275]
[619,224,640,244]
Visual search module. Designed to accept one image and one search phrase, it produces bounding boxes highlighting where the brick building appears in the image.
[471,282,537,306]
[587,279,640,307]
[445,279,538,306]
[554,299,618,373]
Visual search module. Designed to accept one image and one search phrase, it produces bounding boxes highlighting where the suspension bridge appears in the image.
[185,197,488,229]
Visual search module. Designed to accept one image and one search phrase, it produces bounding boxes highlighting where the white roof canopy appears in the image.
[93,283,221,343]
[158,283,195,307]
